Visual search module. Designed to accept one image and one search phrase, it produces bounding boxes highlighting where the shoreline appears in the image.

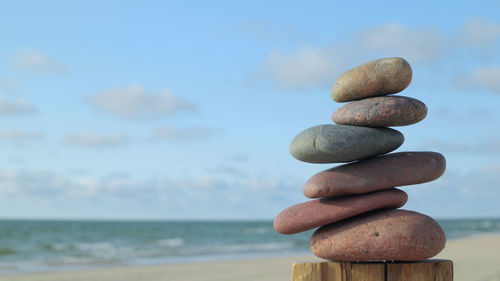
[0,249,312,276]
[2,252,314,277]
[0,234,492,276]
[1,234,499,281]
[2,232,498,276]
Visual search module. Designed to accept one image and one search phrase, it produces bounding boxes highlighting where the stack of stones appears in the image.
[273,57,447,261]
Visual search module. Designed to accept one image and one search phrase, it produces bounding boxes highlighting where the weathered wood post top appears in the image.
[292,260,453,281]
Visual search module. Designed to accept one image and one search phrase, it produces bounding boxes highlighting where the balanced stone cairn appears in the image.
[274,57,447,261]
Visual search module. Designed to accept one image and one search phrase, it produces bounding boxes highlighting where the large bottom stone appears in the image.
[310,209,445,261]
[274,189,407,234]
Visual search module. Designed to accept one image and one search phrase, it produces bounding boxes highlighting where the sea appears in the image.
[0,218,499,275]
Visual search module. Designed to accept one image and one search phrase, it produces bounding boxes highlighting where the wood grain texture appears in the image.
[292,261,385,281]
[291,260,452,281]
[386,260,453,281]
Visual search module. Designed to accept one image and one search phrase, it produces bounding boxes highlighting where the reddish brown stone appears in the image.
[331,57,412,102]
[273,189,407,234]
[303,152,446,198]
[310,209,446,261]
[332,96,427,127]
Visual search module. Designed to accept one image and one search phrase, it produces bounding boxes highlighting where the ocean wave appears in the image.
[155,238,184,247]
[243,227,269,235]
[42,243,68,251]
[215,242,295,252]
[42,256,97,266]
[74,242,116,251]
[173,241,296,257]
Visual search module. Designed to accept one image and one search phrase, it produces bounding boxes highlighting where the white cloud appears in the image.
[227,153,250,162]
[418,136,500,154]
[0,95,37,115]
[85,84,198,120]
[418,138,471,153]
[206,165,249,177]
[458,66,500,93]
[0,169,304,219]
[462,18,500,49]
[0,170,66,197]
[2,164,499,218]
[0,130,43,143]
[0,78,21,91]
[403,165,500,218]
[260,18,500,91]
[356,22,446,64]
[150,126,219,142]
[261,22,447,90]
[11,49,67,74]
[62,132,128,148]
[432,107,496,125]
[265,47,346,90]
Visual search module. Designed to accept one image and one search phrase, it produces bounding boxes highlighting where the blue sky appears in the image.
[0,1,499,219]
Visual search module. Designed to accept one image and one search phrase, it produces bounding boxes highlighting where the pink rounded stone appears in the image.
[331,96,427,127]
[310,209,446,261]
[303,152,446,198]
[273,189,407,234]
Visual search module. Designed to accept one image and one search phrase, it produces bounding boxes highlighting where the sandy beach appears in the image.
[1,235,499,281]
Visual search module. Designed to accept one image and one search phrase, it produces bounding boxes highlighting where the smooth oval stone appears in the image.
[303,152,446,198]
[331,57,412,102]
[274,189,407,234]
[310,209,446,261]
[332,96,427,127]
[290,125,404,163]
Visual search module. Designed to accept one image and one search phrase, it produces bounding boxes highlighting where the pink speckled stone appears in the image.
[332,96,427,127]
[303,152,446,198]
[273,189,407,234]
[310,209,446,261]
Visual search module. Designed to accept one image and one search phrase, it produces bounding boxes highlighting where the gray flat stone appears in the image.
[290,124,404,163]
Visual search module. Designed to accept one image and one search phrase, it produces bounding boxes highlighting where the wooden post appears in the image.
[292,260,453,281]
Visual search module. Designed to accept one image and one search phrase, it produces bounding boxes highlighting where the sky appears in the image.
[0,0,499,220]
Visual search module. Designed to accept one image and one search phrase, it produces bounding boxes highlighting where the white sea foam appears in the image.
[182,241,295,255]
[156,238,184,247]
[50,243,67,251]
[74,242,116,252]
[243,227,269,235]
[226,242,295,252]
